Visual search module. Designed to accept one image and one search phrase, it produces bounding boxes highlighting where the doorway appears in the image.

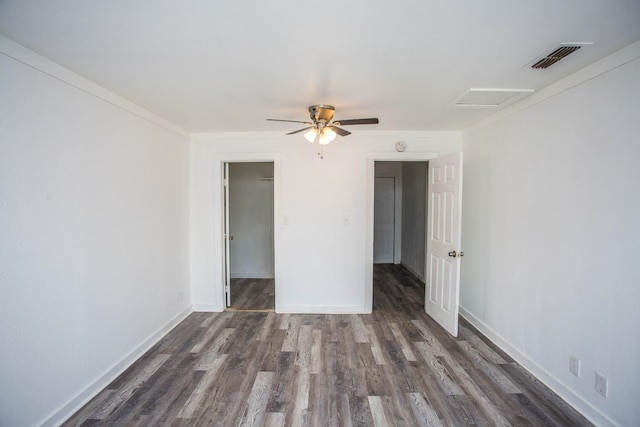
[367,152,464,336]
[224,162,275,311]
[373,161,427,280]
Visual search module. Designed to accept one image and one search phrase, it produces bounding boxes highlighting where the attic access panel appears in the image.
[448,88,535,108]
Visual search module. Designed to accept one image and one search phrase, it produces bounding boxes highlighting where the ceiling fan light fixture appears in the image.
[304,128,317,143]
[266,105,378,156]
[319,128,336,145]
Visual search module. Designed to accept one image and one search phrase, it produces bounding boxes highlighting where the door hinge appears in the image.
[224,178,229,187]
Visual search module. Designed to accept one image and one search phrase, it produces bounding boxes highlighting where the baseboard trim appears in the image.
[192,304,223,312]
[41,307,193,427]
[459,306,618,427]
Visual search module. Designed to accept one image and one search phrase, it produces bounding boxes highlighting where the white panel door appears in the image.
[374,177,395,263]
[425,152,463,336]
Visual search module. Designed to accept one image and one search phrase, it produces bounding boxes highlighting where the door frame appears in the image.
[365,152,440,312]
[213,153,281,311]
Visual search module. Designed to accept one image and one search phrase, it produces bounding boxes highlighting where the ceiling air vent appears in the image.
[529,42,593,69]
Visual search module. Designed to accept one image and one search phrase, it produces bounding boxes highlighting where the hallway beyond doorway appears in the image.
[228,278,275,311]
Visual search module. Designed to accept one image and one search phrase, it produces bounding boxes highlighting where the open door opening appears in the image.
[370,153,463,337]
[223,162,275,311]
[373,161,428,305]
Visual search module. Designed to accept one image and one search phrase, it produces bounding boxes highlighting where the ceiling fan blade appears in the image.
[286,126,314,135]
[266,119,312,124]
[328,126,351,137]
[334,118,379,126]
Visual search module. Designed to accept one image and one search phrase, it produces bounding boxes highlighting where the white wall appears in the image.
[229,162,274,278]
[190,132,460,313]
[0,37,191,426]
[460,42,640,427]
[401,162,427,280]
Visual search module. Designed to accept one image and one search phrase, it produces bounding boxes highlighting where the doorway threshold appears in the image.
[225,308,275,313]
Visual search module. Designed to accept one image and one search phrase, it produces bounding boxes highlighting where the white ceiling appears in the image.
[1,0,639,132]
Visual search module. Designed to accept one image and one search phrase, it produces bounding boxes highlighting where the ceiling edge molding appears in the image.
[464,39,640,134]
[0,34,190,138]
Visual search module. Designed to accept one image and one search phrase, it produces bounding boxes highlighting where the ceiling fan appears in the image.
[267,104,379,146]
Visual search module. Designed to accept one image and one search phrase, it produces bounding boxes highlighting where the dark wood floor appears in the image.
[64,264,592,426]
[229,278,275,311]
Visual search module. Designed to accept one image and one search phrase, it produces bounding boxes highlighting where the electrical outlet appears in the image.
[595,372,608,398]
[569,355,580,377]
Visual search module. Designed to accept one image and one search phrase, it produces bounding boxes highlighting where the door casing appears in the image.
[213,153,281,311]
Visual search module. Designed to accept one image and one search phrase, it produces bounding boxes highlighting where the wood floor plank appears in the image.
[349,314,370,344]
[256,311,278,341]
[92,353,171,420]
[407,392,444,427]
[176,354,228,419]
[414,343,465,396]
[290,367,311,426]
[347,395,374,427]
[364,324,386,365]
[281,315,301,352]
[239,371,275,426]
[458,324,508,364]
[439,356,512,426]
[389,322,418,362]
[310,329,323,374]
[62,389,116,426]
[195,327,235,370]
[63,264,593,427]
[264,351,296,414]
[294,324,313,367]
[366,396,391,427]
[189,318,226,353]
[457,340,521,394]
[409,361,464,425]
[264,412,286,427]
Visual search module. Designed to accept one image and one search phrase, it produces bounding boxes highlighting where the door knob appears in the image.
[448,250,464,258]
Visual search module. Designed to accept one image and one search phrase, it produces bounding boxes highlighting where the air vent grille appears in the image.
[530,43,591,69]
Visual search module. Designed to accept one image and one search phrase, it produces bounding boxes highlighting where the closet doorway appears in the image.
[223,162,275,311]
